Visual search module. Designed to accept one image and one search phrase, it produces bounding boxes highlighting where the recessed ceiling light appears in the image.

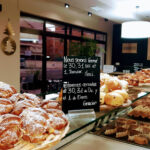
[88,12,92,16]
[65,3,70,8]
[91,6,103,11]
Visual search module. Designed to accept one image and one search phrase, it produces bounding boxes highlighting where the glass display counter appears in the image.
[51,87,150,150]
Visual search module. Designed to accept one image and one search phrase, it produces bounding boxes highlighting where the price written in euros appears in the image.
[68,63,84,69]
[68,87,84,94]
[67,87,95,94]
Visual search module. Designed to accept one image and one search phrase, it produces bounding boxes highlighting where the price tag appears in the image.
[103,65,114,73]
[62,56,100,113]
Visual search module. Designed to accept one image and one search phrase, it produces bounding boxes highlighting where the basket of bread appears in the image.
[100,73,131,111]
[0,81,69,150]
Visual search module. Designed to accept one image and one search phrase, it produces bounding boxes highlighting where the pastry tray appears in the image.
[92,113,150,148]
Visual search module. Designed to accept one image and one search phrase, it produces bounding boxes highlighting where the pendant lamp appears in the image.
[121,21,150,38]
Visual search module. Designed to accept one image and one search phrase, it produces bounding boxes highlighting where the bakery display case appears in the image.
[1,70,150,150]
[52,87,150,149]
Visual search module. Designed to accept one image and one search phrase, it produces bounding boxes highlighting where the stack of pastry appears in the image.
[0,81,69,150]
[118,68,150,86]
[100,73,131,111]
[128,105,150,119]
[118,74,139,86]
[104,118,150,145]
[131,97,150,107]
[128,95,150,119]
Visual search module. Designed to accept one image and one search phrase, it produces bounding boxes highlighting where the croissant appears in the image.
[0,114,22,149]
[46,109,68,131]
[41,100,61,110]
[0,81,17,98]
[0,98,13,115]
[12,99,36,115]
[9,93,41,105]
[20,108,49,143]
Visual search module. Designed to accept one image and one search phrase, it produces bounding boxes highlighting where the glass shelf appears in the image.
[52,87,150,149]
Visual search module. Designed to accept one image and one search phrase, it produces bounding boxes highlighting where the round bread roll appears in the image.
[119,80,128,90]
[100,80,105,87]
[0,98,13,115]
[100,85,109,93]
[100,92,106,104]
[105,78,121,92]
[114,90,129,102]
[105,92,124,106]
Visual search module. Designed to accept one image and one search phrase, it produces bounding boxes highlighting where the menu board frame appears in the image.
[62,56,100,113]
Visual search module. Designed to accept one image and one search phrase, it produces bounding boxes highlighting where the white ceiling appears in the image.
[55,0,150,23]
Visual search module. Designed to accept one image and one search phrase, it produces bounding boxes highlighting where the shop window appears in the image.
[83,30,94,39]
[95,43,105,70]
[46,22,65,34]
[46,37,64,92]
[96,33,106,41]
[20,33,42,95]
[67,40,81,56]
[72,27,81,37]
[20,13,107,96]
[67,26,70,35]
[20,17,43,30]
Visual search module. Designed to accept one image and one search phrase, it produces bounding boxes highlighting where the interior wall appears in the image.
[0,0,20,91]
[0,0,114,91]
[112,24,149,72]
[19,0,114,65]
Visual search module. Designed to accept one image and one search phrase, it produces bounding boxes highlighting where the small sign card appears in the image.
[103,65,115,73]
[62,56,100,113]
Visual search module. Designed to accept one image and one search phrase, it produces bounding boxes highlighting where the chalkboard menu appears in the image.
[62,56,100,113]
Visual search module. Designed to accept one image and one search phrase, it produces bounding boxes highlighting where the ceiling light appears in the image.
[90,6,103,11]
[46,23,55,32]
[121,21,150,38]
[88,12,92,16]
[20,38,39,42]
[65,3,70,8]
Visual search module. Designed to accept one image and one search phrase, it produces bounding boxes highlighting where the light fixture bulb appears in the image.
[88,12,92,16]
[65,3,70,8]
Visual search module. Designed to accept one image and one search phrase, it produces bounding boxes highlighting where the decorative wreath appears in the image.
[1,36,16,55]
